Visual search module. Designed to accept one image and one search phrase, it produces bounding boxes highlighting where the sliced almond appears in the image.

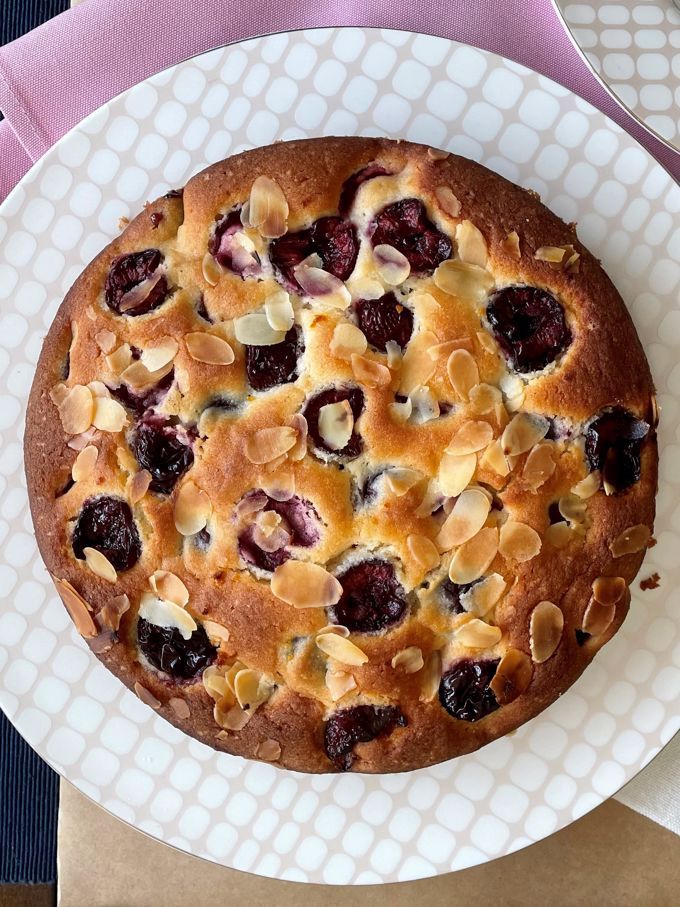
[203,666,230,702]
[609,524,651,558]
[185,332,235,365]
[592,576,626,606]
[215,702,252,732]
[287,413,308,461]
[544,521,573,549]
[409,385,440,424]
[249,175,289,238]
[316,633,368,666]
[480,439,510,477]
[83,547,117,583]
[262,470,295,502]
[419,650,442,702]
[120,359,173,390]
[53,576,97,638]
[169,697,191,720]
[330,323,367,360]
[72,445,98,482]
[203,620,231,645]
[202,251,224,286]
[318,400,354,451]
[316,624,350,638]
[529,601,564,663]
[535,245,567,265]
[95,329,117,353]
[522,443,556,491]
[134,682,161,710]
[174,481,212,536]
[92,397,127,433]
[559,494,587,525]
[389,397,412,421]
[141,338,178,372]
[391,646,424,674]
[438,451,477,497]
[415,480,443,518]
[446,420,493,455]
[58,385,94,435]
[68,427,98,452]
[384,467,421,497]
[234,668,272,711]
[489,648,532,704]
[434,259,494,303]
[87,380,110,399]
[499,374,525,411]
[399,333,438,394]
[106,344,133,374]
[461,573,506,617]
[582,598,616,636]
[447,349,479,401]
[325,669,357,702]
[234,312,286,346]
[118,272,163,314]
[456,220,487,267]
[264,290,295,332]
[294,265,351,309]
[501,230,521,260]
[351,353,391,388]
[127,469,152,504]
[449,527,499,584]
[49,382,70,406]
[149,570,189,607]
[245,426,297,465]
[99,593,130,632]
[139,592,197,639]
[271,561,342,609]
[469,383,502,414]
[435,185,461,218]
[385,340,402,369]
[455,619,502,648]
[256,738,282,761]
[427,338,473,360]
[437,487,491,550]
[501,413,550,456]
[347,276,384,301]
[428,148,450,161]
[413,292,441,317]
[499,521,541,562]
[406,534,440,571]
[373,244,411,285]
[572,471,601,500]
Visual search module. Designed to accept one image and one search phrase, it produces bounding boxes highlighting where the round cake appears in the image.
[25,137,657,773]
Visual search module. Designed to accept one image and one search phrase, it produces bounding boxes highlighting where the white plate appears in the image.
[0,28,679,885]
[553,0,680,151]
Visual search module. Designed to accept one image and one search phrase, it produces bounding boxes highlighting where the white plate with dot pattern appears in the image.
[1,28,679,885]
[554,0,680,151]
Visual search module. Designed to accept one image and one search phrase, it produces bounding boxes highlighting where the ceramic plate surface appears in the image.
[0,28,679,885]
[554,0,680,151]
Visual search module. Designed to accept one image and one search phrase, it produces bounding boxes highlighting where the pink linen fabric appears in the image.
[0,0,678,204]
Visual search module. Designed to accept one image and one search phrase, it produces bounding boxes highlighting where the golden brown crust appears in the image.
[25,137,657,773]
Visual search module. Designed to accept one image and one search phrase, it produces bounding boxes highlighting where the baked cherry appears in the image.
[108,369,174,418]
[329,560,408,633]
[130,414,194,494]
[439,659,500,722]
[245,326,302,391]
[303,387,365,459]
[585,408,649,493]
[105,249,168,316]
[137,619,216,680]
[238,492,320,573]
[486,286,571,373]
[369,199,451,273]
[356,292,413,352]
[72,496,141,572]
[324,705,407,771]
[338,164,389,217]
[209,209,259,277]
[269,216,358,289]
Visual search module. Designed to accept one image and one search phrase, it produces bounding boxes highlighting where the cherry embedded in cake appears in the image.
[26,137,657,773]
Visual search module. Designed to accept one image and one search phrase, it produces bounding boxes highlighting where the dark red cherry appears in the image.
[137,619,216,680]
[72,496,141,572]
[338,164,389,217]
[303,387,365,459]
[439,659,500,722]
[209,209,259,276]
[329,560,408,633]
[486,286,571,373]
[269,216,359,289]
[369,198,451,273]
[585,408,649,493]
[245,326,302,391]
[355,292,413,352]
[105,249,168,316]
[324,705,407,771]
[108,369,174,418]
[129,415,194,495]
[238,492,320,573]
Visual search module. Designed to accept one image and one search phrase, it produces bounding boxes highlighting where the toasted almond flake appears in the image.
[439,451,477,497]
[264,290,294,332]
[325,669,357,702]
[384,467,421,496]
[428,147,450,161]
[249,175,289,238]
[347,276,384,301]
[202,251,224,286]
[559,494,587,525]
[415,480,443,518]
[477,333,499,357]
[87,380,110,399]
[95,329,117,353]
[609,524,651,558]
[480,438,510,477]
[287,413,308,461]
[499,521,541,562]
[185,332,235,365]
[53,576,97,637]
[461,573,506,616]
[434,259,494,303]
[501,230,521,260]
[351,353,391,388]
[582,598,616,636]
[456,220,487,267]
[489,648,532,704]
[535,245,566,265]
[294,265,351,308]
[265,453,288,473]
[216,702,252,731]
[256,738,282,761]
[271,561,342,609]
[469,383,501,415]
[106,343,133,374]
[150,570,189,607]
[373,244,411,285]
[446,420,494,455]
[99,593,130,632]
[245,426,297,465]
[419,650,442,702]
[529,601,564,663]
[49,382,70,406]
[385,340,402,369]
[89,631,114,654]
[234,668,271,710]
[455,619,502,648]
[330,323,367,360]
[92,396,127,432]
[316,633,368,666]
[592,575,626,605]
[407,534,440,571]
[318,400,354,450]
[83,547,117,583]
[391,646,424,674]
[72,444,98,482]
[413,292,441,318]
[234,312,286,346]
[235,491,268,520]
[427,338,474,361]
[203,666,230,702]
[501,413,550,456]
[399,333,438,394]
[118,272,163,314]
[447,349,479,401]
[128,469,152,504]
[253,513,290,553]
[437,487,491,550]
[522,443,556,491]
[174,481,212,536]
[316,624,350,638]
[141,338,178,373]
[58,385,94,435]
[139,592,197,639]
[545,521,573,549]
[262,470,295,502]
[203,620,231,645]
[650,394,659,428]
[389,397,412,421]
[120,359,173,390]
[572,471,601,499]
[449,527,499,584]
[169,697,191,719]
[135,682,161,709]
[409,385,440,424]
[435,185,461,217]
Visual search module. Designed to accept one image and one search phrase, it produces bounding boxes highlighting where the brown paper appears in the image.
[57,781,679,906]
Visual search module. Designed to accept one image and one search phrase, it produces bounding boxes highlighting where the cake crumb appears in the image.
[640,573,660,591]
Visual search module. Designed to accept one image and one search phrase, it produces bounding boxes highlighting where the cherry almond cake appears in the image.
[25,137,657,773]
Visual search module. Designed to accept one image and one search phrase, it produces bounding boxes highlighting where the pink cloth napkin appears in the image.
[0,0,678,197]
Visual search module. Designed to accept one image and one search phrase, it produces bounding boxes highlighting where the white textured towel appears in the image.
[615,732,680,835]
